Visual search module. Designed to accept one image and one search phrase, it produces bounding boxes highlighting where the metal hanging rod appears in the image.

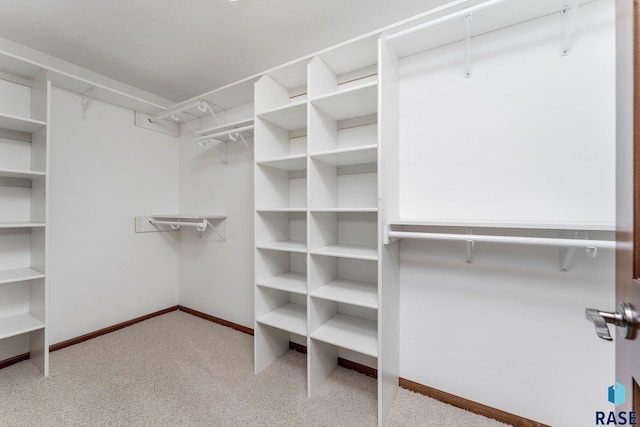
[149,219,209,231]
[148,100,222,123]
[195,124,255,142]
[385,230,615,250]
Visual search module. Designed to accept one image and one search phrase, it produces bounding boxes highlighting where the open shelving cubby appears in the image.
[0,55,50,376]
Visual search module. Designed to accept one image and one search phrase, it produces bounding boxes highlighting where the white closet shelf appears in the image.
[257,272,307,295]
[311,244,378,261]
[0,113,46,134]
[0,169,46,180]
[310,145,378,166]
[0,313,45,340]
[256,154,307,171]
[311,313,378,357]
[311,82,378,121]
[310,208,378,213]
[196,118,254,136]
[0,267,45,285]
[257,241,308,254]
[257,101,307,130]
[311,279,378,309]
[386,218,616,231]
[256,208,307,213]
[0,222,46,229]
[257,302,307,336]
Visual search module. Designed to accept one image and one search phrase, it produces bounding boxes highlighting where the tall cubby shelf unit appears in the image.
[0,57,50,376]
[254,34,400,425]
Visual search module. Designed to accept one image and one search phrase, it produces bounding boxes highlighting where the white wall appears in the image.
[48,87,180,344]
[178,107,255,328]
[397,2,615,426]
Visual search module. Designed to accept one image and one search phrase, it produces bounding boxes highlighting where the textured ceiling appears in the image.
[0,0,447,102]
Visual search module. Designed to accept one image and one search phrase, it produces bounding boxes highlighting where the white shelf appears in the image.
[151,214,227,220]
[0,222,46,229]
[387,219,616,232]
[257,302,307,336]
[311,82,378,121]
[311,313,378,357]
[257,241,308,254]
[257,272,307,295]
[0,169,46,180]
[0,113,46,134]
[257,154,307,171]
[311,244,378,261]
[256,208,307,213]
[310,145,378,166]
[0,313,45,340]
[312,279,378,309]
[257,101,307,130]
[196,118,254,136]
[0,268,45,285]
[310,208,378,213]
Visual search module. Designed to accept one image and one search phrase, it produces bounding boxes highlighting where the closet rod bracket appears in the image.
[561,0,580,56]
[81,86,95,119]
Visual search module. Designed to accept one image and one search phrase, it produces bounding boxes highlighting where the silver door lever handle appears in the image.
[585,302,635,341]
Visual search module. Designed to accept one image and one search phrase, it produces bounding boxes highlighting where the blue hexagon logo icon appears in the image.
[608,382,625,407]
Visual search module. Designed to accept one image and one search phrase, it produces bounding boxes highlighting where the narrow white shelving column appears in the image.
[254,59,310,374]
[0,58,50,376]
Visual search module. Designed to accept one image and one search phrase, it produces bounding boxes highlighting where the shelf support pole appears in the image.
[561,0,579,56]
[464,14,472,78]
[81,86,95,119]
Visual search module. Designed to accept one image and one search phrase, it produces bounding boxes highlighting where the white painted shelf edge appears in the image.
[387,218,616,231]
[256,272,307,294]
[0,267,45,285]
[310,313,378,357]
[0,222,46,229]
[310,244,378,261]
[311,279,378,309]
[256,208,308,213]
[256,98,307,117]
[0,313,45,340]
[309,80,378,103]
[256,241,308,254]
[310,208,378,213]
[196,117,254,136]
[256,302,307,336]
[256,154,307,171]
[0,112,46,133]
[0,169,46,179]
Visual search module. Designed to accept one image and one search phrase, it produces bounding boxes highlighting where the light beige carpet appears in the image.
[0,311,508,426]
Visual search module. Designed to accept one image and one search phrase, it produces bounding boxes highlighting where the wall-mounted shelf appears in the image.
[135,215,227,240]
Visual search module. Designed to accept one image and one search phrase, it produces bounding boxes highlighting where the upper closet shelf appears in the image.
[311,81,378,121]
[257,101,307,130]
[0,113,46,133]
[310,145,378,166]
[196,118,254,138]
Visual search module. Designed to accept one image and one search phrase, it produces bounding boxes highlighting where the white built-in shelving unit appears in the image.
[0,55,50,375]
[253,33,400,425]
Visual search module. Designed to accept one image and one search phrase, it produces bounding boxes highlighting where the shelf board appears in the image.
[256,208,307,213]
[311,313,378,357]
[151,214,227,220]
[0,222,46,229]
[311,244,378,261]
[256,154,307,171]
[257,302,307,336]
[257,100,307,130]
[0,313,45,340]
[196,118,254,136]
[311,279,378,309]
[311,82,378,121]
[0,267,45,285]
[0,113,46,134]
[257,272,307,295]
[257,241,308,254]
[310,208,378,213]
[0,169,46,180]
[387,219,616,232]
[310,145,377,166]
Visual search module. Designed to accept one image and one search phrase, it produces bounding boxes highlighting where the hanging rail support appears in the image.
[464,14,472,78]
[559,230,586,272]
[561,0,580,56]
[81,86,95,119]
[198,101,219,123]
[465,227,474,263]
[229,132,254,158]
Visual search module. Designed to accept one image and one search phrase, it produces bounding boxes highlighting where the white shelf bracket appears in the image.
[81,86,95,119]
[198,101,219,123]
[383,223,398,245]
[465,227,474,263]
[559,230,586,272]
[464,14,472,78]
[229,132,254,158]
[561,0,579,56]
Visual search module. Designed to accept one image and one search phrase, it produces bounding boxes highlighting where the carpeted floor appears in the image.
[0,311,508,426]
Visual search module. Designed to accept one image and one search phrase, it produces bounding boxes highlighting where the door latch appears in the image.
[585,302,635,341]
